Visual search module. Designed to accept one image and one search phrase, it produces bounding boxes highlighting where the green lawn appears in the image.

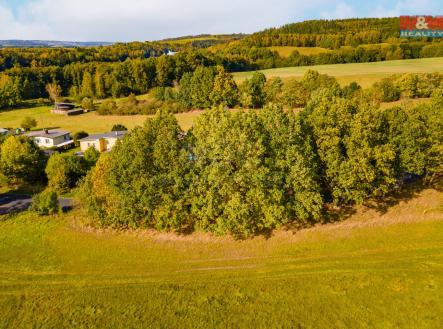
[0,105,202,133]
[233,57,443,87]
[0,186,442,328]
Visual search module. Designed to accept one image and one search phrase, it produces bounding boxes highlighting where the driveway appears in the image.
[0,194,74,215]
[0,194,32,215]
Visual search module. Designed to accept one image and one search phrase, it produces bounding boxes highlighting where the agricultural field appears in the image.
[269,46,330,57]
[0,184,442,328]
[233,57,443,87]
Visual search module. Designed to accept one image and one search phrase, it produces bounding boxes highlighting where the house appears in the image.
[79,131,127,153]
[25,129,74,149]
[51,102,84,116]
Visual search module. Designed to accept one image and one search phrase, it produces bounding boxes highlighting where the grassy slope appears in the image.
[269,46,330,57]
[0,185,442,328]
[233,57,443,87]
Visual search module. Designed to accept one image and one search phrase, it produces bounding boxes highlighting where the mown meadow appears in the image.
[1,184,442,328]
[233,57,443,87]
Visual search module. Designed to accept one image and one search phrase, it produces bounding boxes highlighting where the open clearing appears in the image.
[233,57,443,87]
[1,184,442,328]
[268,46,330,57]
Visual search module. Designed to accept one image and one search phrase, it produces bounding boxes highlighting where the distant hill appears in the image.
[0,40,113,48]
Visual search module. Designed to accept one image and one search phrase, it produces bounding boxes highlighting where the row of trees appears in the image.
[96,70,443,116]
[80,87,442,237]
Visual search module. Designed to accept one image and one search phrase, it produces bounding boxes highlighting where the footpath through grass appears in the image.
[0,186,442,328]
[233,57,443,87]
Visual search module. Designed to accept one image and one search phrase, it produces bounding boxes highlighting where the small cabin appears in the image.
[52,103,84,116]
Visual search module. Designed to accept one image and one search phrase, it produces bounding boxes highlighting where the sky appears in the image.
[0,0,442,42]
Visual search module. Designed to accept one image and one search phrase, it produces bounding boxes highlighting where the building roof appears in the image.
[79,131,127,142]
[25,129,70,139]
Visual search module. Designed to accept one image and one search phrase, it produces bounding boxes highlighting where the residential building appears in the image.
[79,131,127,153]
[26,129,73,149]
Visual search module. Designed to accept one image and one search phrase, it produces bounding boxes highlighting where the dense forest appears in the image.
[1,17,442,108]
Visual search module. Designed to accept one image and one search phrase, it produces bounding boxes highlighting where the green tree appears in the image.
[241,72,267,108]
[45,83,62,102]
[45,153,70,192]
[84,147,100,167]
[46,153,88,192]
[264,77,283,104]
[281,79,309,108]
[0,136,45,184]
[210,66,238,108]
[80,72,95,98]
[81,110,190,231]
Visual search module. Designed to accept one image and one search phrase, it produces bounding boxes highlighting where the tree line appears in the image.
[79,86,443,237]
[98,69,443,115]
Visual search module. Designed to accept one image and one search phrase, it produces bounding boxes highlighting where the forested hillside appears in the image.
[0,18,442,109]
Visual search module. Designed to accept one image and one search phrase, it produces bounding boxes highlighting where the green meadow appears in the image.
[233,57,443,87]
[1,185,442,328]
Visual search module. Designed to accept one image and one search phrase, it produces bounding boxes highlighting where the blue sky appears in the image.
[0,0,442,41]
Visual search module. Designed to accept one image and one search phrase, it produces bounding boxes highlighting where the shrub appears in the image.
[111,124,128,131]
[81,97,95,111]
[73,131,88,146]
[21,117,37,131]
[31,190,60,215]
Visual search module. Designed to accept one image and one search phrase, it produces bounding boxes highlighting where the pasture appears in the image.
[0,184,442,328]
[233,57,443,87]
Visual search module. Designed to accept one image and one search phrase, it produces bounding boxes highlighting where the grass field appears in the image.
[0,105,202,133]
[233,57,443,87]
[269,46,330,57]
[0,184,442,328]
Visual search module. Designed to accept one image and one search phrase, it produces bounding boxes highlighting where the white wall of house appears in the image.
[33,134,70,147]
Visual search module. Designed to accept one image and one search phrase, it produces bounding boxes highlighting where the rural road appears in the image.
[0,194,73,215]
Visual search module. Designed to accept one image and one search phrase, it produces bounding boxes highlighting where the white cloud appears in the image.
[1,0,441,41]
[321,2,355,20]
[373,0,440,17]
[0,0,336,41]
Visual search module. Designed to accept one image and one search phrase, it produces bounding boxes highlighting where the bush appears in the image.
[73,131,88,146]
[98,99,117,115]
[111,124,128,131]
[31,190,60,215]
[81,97,95,111]
[21,117,37,131]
